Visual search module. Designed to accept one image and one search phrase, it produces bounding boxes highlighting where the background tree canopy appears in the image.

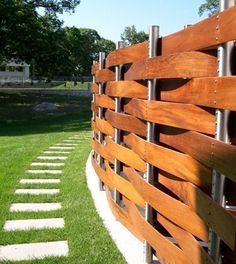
[121,25,148,46]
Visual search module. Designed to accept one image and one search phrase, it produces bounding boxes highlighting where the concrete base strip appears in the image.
[15,189,60,195]
[43,151,70,154]
[27,170,62,174]
[0,241,68,261]
[37,156,67,160]
[4,218,65,231]
[31,162,64,167]
[20,179,60,184]
[49,147,75,150]
[10,203,62,212]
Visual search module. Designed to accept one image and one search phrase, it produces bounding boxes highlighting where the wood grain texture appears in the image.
[124,98,215,135]
[91,62,99,75]
[124,197,193,264]
[159,174,236,250]
[91,83,99,93]
[160,77,236,110]
[160,127,236,183]
[106,81,147,99]
[125,52,217,81]
[95,69,115,82]
[106,41,148,67]
[105,109,147,137]
[95,94,115,110]
[91,102,98,114]
[105,136,146,173]
[91,120,99,134]
[92,139,114,164]
[124,133,212,188]
[95,117,114,137]
[124,167,209,242]
[161,6,236,55]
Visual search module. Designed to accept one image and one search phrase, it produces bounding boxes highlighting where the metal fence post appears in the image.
[92,60,97,140]
[208,0,234,262]
[98,52,106,191]
[145,25,159,264]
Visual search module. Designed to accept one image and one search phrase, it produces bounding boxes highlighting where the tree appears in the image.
[198,0,219,16]
[121,25,148,46]
[95,38,115,58]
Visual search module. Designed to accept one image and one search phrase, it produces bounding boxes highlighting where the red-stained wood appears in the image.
[91,83,99,93]
[91,120,99,134]
[92,139,114,164]
[124,98,215,135]
[158,173,236,250]
[160,77,236,111]
[105,136,146,173]
[161,6,236,55]
[106,41,148,68]
[95,94,115,110]
[124,133,212,188]
[91,102,98,114]
[91,62,99,75]
[105,109,147,137]
[95,69,115,82]
[125,52,217,81]
[106,81,147,99]
[159,127,236,183]
[95,116,114,137]
[124,167,209,242]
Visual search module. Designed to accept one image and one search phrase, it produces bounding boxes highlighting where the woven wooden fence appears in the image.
[91,4,236,264]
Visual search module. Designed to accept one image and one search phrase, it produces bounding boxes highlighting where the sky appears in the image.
[59,0,207,42]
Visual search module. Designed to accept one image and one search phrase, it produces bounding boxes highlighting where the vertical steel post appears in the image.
[114,41,124,203]
[145,25,159,264]
[208,0,234,262]
[92,60,97,140]
[98,52,106,191]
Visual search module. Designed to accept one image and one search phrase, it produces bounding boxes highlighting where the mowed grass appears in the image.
[0,93,126,264]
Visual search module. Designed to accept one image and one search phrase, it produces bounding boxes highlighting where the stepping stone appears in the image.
[4,218,64,231]
[15,189,60,195]
[0,241,68,261]
[10,203,62,212]
[49,146,75,150]
[20,179,60,184]
[55,143,78,146]
[43,151,70,154]
[37,156,67,160]
[31,162,64,167]
[27,170,62,174]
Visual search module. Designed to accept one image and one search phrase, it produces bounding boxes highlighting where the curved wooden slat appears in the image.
[125,52,217,81]
[95,69,115,82]
[124,197,191,264]
[91,83,99,93]
[157,214,214,264]
[95,117,114,137]
[105,136,146,173]
[160,77,236,111]
[105,110,147,137]
[91,102,98,114]
[124,98,215,135]
[106,81,147,99]
[91,120,99,134]
[159,173,236,250]
[92,139,114,164]
[124,133,212,188]
[106,41,148,68]
[159,127,236,183]
[91,62,99,75]
[162,6,236,55]
[95,94,115,110]
[124,166,209,242]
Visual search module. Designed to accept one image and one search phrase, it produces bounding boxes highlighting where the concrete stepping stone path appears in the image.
[0,135,82,262]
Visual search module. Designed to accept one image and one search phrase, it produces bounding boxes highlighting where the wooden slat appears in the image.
[91,120,99,134]
[105,188,143,241]
[161,6,236,55]
[95,94,115,110]
[105,136,146,173]
[160,77,236,110]
[159,173,236,250]
[124,133,212,188]
[124,98,215,135]
[91,63,99,75]
[95,69,115,82]
[157,214,214,264]
[92,139,114,164]
[92,157,113,187]
[124,197,192,264]
[91,102,98,114]
[105,110,147,137]
[124,166,209,242]
[95,117,114,137]
[91,83,99,93]
[106,81,147,99]
[159,127,236,183]
[125,52,217,81]
[106,41,148,68]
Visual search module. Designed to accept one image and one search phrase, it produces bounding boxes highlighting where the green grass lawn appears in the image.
[0,92,126,263]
